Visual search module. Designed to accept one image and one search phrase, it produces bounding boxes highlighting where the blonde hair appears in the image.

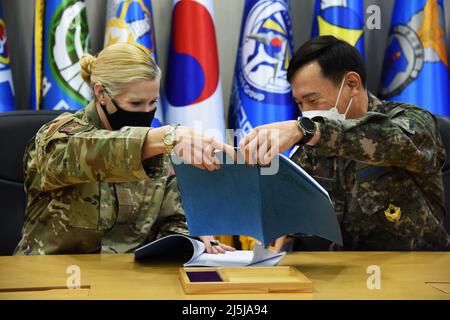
[80,42,161,96]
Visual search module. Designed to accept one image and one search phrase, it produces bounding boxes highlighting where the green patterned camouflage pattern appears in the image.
[14,101,188,255]
[292,93,449,250]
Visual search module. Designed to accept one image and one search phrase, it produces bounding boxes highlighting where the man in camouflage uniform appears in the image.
[290,92,449,250]
[240,36,449,251]
[15,100,188,255]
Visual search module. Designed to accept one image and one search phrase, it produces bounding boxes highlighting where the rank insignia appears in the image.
[384,203,401,223]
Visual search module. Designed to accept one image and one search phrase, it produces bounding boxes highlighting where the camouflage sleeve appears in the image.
[35,116,163,191]
[152,159,189,238]
[314,106,446,173]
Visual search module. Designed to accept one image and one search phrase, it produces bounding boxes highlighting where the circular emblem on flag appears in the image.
[49,0,92,105]
[380,24,424,99]
[0,18,10,66]
[241,0,293,95]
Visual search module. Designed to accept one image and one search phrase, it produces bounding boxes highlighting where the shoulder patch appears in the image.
[59,120,92,135]
[59,121,83,133]
[44,117,73,140]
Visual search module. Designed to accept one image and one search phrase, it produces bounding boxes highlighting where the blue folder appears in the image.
[172,152,343,247]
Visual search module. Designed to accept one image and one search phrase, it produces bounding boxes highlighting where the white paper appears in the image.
[185,244,286,267]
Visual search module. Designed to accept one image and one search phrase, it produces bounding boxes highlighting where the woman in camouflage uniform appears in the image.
[15,42,235,255]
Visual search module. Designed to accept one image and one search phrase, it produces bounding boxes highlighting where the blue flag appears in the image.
[0,4,16,111]
[311,0,365,57]
[228,0,298,144]
[31,0,92,111]
[379,0,449,116]
[104,0,163,127]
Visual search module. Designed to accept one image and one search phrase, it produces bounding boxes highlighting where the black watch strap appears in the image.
[296,116,317,146]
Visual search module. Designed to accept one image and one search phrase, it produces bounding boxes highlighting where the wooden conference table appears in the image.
[0,252,449,300]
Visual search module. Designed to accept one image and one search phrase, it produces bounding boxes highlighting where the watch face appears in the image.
[301,117,316,133]
[164,134,175,145]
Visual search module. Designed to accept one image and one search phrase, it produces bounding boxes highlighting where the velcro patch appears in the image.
[44,117,73,140]
[59,121,83,133]
[58,119,94,135]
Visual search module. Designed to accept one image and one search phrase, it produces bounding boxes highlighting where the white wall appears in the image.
[2,0,450,114]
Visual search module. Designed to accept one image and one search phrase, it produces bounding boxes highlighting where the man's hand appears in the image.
[239,120,302,165]
[272,235,294,253]
[198,235,236,254]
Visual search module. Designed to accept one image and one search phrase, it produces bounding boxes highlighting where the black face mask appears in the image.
[101,95,156,130]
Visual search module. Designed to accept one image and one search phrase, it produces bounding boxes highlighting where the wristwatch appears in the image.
[296,116,317,145]
[163,124,180,153]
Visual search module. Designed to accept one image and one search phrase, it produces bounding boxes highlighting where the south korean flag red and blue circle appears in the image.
[164,0,225,142]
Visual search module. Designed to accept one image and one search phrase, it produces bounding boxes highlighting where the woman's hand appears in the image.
[173,126,236,171]
[198,235,236,254]
[142,125,236,171]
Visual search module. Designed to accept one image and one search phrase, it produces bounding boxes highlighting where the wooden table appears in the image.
[0,252,449,300]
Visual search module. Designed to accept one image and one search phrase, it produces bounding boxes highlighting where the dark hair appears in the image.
[287,35,366,88]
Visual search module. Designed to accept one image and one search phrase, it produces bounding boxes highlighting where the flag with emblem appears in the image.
[31,0,92,111]
[379,0,449,116]
[228,0,298,144]
[164,0,225,142]
[0,3,16,111]
[104,0,163,127]
[311,0,365,57]
[227,0,298,250]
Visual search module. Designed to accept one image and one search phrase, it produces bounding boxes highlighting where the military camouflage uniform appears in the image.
[14,100,188,255]
[291,92,449,250]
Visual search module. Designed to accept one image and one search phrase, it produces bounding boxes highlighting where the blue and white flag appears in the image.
[379,0,449,116]
[105,0,163,127]
[228,0,298,144]
[0,3,16,111]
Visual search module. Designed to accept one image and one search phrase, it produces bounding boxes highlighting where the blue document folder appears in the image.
[172,152,343,247]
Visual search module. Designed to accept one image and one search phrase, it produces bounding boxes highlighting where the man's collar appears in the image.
[367,91,385,113]
[84,100,106,129]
